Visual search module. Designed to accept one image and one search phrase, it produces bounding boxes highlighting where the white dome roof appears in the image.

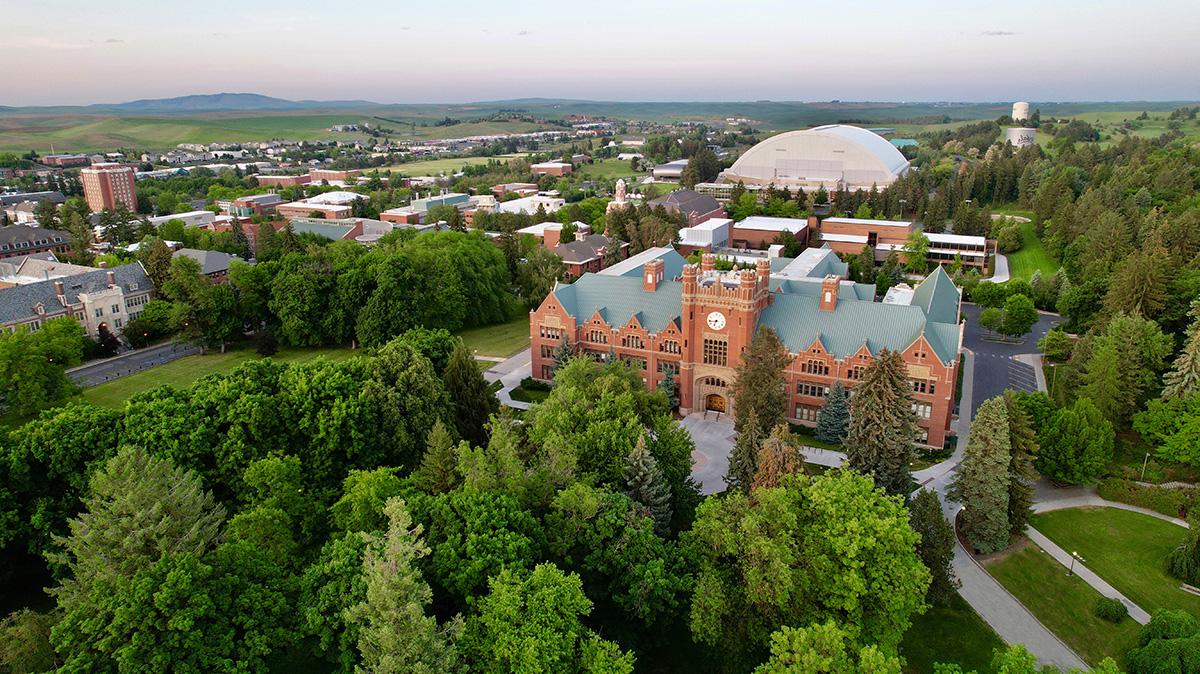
[723,124,909,190]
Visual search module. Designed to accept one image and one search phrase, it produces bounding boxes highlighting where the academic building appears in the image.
[530,248,964,447]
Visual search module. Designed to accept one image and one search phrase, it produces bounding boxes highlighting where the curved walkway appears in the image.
[990,253,1011,284]
[1023,526,1151,625]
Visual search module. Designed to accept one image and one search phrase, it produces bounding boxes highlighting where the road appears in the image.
[67,341,201,387]
[960,304,1060,415]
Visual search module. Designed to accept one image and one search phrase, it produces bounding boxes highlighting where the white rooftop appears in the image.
[821,233,869,244]
[306,191,365,205]
[823,217,912,228]
[926,232,987,246]
[599,246,675,277]
[735,216,809,233]
[771,247,836,280]
[882,283,916,306]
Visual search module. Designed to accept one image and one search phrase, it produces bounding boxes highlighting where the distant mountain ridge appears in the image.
[90,92,380,112]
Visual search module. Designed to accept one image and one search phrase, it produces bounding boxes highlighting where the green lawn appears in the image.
[1031,507,1200,616]
[576,157,646,181]
[900,592,1004,674]
[381,153,529,176]
[984,542,1140,665]
[81,345,357,409]
[1004,220,1059,282]
[455,316,530,359]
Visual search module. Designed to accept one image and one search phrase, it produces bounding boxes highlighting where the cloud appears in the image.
[105,38,124,44]
[399,25,410,31]
[517,30,532,36]
[980,30,1017,37]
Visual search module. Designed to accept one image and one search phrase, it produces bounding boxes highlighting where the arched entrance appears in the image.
[705,393,726,413]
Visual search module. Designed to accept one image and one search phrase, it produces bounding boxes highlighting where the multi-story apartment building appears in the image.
[81,163,137,212]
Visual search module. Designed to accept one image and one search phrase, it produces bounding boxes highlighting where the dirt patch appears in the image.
[976,535,1031,566]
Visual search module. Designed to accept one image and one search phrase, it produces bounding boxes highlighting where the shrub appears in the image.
[519,376,552,392]
[1097,478,1195,518]
[1095,597,1129,623]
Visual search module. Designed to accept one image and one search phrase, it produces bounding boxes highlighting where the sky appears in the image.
[6,0,1200,106]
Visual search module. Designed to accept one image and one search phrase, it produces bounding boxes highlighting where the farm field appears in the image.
[381,153,529,176]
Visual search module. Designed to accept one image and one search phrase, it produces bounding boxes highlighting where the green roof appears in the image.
[553,276,682,333]
[911,265,959,325]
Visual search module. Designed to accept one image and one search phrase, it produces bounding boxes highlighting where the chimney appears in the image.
[97,259,108,268]
[700,253,716,274]
[543,225,561,250]
[643,258,665,292]
[106,270,116,288]
[819,275,839,311]
[53,280,65,298]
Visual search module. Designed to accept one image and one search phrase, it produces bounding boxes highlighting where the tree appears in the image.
[949,397,1012,553]
[1125,609,1200,674]
[623,436,672,535]
[732,327,791,436]
[459,564,635,674]
[0,609,57,674]
[814,382,850,444]
[137,236,175,289]
[1163,301,1200,399]
[979,307,1004,335]
[752,423,803,491]
[647,414,702,533]
[256,221,281,260]
[48,447,226,672]
[999,293,1038,340]
[331,467,405,534]
[1038,329,1073,362]
[1036,398,1113,484]
[0,319,85,417]
[362,338,451,473]
[682,148,721,188]
[726,409,763,493]
[517,246,564,304]
[346,498,461,674]
[417,420,462,495]
[686,472,928,669]
[1103,248,1168,319]
[903,231,930,275]
[909,489,958,605]
[300,532,368,672]
[32,199,59,228]
[444,340,497,447]
[754,622,902,674]
[1166,511,1200,586]
[844,349,918,496]
[1003,391,1038,537]
[1080,312,1172,424]
[552,334,574,373]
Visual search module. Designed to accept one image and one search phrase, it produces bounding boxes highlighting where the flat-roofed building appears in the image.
[677,217,732,255]
[730,215,812,250]
[652,159,689,182]
[81,163,137,212]
[531,161,573,177]
[255,174,312,188]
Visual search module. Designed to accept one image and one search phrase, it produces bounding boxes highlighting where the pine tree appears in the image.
[844,349,918,496]
[725,409,762,493]
[814,382,850,444]
[732,327,791,436]
[909,489,958,605]
[949,397,1012,554]
[444,340,497,447]
[1164,301,1200,399]
[256,221,281,260]
[659,368,679,410]
[1003,391,1038,536]
[624,436,672,535]
[418,420,460,494]
[278,222,300,255]
[346,498,460,673]
[751,423,803,491]
[1079,337,1123,422]
[552,335,573,373]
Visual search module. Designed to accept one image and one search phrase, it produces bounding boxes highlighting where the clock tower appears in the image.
[678,254,773,417]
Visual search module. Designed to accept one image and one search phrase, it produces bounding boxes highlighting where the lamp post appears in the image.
[899,198,907,218]
[1068,551,1083,576]
[1141,452,1151,481]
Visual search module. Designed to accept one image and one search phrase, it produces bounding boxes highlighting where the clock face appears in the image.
[706,311,726,331]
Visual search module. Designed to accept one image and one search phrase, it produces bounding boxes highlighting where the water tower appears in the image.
[1012,101,1030,123]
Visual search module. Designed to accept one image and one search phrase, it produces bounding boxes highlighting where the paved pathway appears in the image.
[1024,526,1151,625]
[483,348,532,410]
[68,341,201,387]
[990,253,1011,283]
[680,413,733,494]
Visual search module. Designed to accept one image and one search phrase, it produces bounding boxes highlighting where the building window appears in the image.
[659,339,680,354]
[801,359,829,375]
[797,381,829,398]
[541,365,554,379]
[540,345,554,358]
[917,427,930,443]
[847,365,865,380]
[794,405,819,422]
[111,304,120,314]
[700,376,727,388]
[657,361,678,375]
[912,380,936,395]
[587,329,608,344]
[621,335,644,349]
[913,402,933,419]
[115,318,122,328]
[619,355,646,371]
[702,338,727,367]
[94,308,103,317]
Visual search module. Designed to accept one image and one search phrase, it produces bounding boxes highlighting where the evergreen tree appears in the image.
[732,327,790,436]
[278,222,300,255]
[1003,390,1038,536]
[255,221,281,260]
[814,382,850,444]
[659,368,679,410]
[949,397,1012,554]
[444,340,497,447]
[751,424,803,491]
[1079,337,1124,422]
[909,489,958,605]
[623,436,672,535]
[418,420,461,495]
[346,498,460,674]
[725,409,762,493]
[1164,301,1200,399]
[844,349,918,496]
[552,335,573,373]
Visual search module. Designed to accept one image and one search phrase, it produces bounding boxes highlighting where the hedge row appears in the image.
[1097,477,1197,518]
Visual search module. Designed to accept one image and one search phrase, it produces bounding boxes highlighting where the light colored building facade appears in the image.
[0,263,154,338]
[81,163,137,212]
[720,124,910,192]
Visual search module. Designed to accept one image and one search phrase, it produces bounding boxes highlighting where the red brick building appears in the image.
[531,162,573,177]
[255,174,312,188]
[81,163,137,212]
[530,253,963,447]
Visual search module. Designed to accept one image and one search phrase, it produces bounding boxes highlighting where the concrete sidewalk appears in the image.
[484,348,533,410]
[1024,526,1151,625]
[68,340,201,387]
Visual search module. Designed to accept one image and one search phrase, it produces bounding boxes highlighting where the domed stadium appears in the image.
[720,124,910,191]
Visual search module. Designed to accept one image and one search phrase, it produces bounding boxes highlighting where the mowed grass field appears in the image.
[575,157,647,181]
[1031,507,1200,616]
[984,541,1140,665]
[1006,220,1059,281]
[382,153,530,176]
[899,592,1004,674]
[456,316,530,359]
